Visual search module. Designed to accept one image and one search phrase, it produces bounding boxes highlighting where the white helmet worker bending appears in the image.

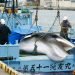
[63,16,68,20]
[0,19,6,24]
[60,16,71,40]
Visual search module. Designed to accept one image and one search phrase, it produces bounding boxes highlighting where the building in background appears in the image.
[18,0,40,6]
[40,0,75,9]
[1,0,75,9]
[18,0,75,9]
[26,0,40,6]
[40,0,52,8]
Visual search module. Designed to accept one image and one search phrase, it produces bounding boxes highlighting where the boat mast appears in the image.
[4,0,18,14]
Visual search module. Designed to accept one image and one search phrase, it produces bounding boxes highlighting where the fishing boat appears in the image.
[0,0,75,75]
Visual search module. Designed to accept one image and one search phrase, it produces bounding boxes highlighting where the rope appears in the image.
[33,40,37,55]
[31,0,61,43]
[32,3,39,32]
[48,0,60,32]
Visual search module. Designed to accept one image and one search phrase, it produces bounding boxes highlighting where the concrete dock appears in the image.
[0,68,24,75]
[0,68,9,75]
[0,61,20,75]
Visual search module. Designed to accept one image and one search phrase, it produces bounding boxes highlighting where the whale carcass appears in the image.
[20,33,74,61]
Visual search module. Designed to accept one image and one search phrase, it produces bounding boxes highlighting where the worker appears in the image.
[60,16,71,40]
[0,19,11,45]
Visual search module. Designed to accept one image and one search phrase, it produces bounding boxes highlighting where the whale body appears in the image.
[20,33,74,61]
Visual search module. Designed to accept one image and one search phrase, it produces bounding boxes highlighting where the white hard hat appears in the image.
[63,16,68,20]
[0,19,5,24]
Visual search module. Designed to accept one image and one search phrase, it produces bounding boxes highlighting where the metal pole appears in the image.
[16,0,18,8]
[12,0,15,14]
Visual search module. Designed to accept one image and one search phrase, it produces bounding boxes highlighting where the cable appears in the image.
[31,0,61,48]
[27,3,40,35]
[33,40,37,55]
[32,1,39,32]
[33,0,60,41]
[48,0,60,32]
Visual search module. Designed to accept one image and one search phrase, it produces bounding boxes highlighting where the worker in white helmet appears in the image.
[0,19,6,24]
[0,19,11,45]
[60,16,71,40]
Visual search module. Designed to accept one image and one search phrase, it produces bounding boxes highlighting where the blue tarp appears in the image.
[8,32,24,44]
[8,25,42,44]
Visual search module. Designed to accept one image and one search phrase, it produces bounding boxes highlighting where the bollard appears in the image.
[0,64,2,69]
[0,63,1,68]
[2,64,6,70]
[5,65,7,72]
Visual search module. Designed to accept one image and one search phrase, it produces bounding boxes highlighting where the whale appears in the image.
[20,33,75,61]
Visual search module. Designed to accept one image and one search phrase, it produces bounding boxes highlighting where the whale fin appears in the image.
[56,38,75,51]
